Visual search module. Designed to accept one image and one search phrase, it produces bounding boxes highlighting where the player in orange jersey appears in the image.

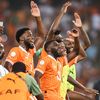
[34,40,67,100]
[4,1,46,73]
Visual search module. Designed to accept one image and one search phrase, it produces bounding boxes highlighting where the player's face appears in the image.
[20,30,35,49]
[63,31,74,51]
[50,41,66,57]
[54,34,63,42]
[57,42,67,56]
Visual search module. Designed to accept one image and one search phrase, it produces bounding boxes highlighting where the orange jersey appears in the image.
[0,73,30,100]
[35,55,62,94]
[39,48,47,59]
[6,46,35,72]
[57,56,68,67]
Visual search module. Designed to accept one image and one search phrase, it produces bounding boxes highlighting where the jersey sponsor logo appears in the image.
[10,52,16,57]
[39,60,45,65]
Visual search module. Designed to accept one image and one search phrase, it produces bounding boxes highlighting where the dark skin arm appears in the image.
[79,27,91,50]
[77,45,87,62]
[46,2,71,41]
[35,17,46,38]
[67,90,93,100]
[4,61,12,72]
[30,1,46,50]
[67,29,80,62]
[68,75,99,95]
[67,42,87,64]
[67,28,87,63]
[34,70,43,87]
[34,17,47,50]
[73,12,91,50]
[65,30,87,92]
[35,94,44,100]
[68,75,86,90]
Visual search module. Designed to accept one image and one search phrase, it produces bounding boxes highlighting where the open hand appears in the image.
[61,1,71,14]
[72,12,82,28]
[71,28,79,38]
[30,1,40,17]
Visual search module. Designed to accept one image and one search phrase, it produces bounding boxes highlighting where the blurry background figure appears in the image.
[0,43,8,78]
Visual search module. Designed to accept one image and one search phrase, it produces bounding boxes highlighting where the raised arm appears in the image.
[68,75,99,95]
[64,28,87,63]
[66,29,80,62]
[30,1,46,49]
[72,29,87,62]
[46,2,71,41]
[73,12,91,50]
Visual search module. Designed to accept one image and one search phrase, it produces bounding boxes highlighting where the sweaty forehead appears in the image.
[25,30,32,35]
[48,41,58,47]
[22,30,33,37]
[53,41,59,45]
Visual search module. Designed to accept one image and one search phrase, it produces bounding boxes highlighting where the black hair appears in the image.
[16,27,30,43]
[54,30,61,35]
[44,40,56,52]
[12,62,26,73]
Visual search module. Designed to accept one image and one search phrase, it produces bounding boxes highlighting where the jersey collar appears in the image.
[48,55,57,62]
[19,46,28,54]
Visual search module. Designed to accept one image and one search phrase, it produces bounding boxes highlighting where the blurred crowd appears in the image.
[0,0,100,91]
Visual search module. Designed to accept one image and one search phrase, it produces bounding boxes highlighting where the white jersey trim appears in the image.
[5,59,14,65]
[35,68,44,74]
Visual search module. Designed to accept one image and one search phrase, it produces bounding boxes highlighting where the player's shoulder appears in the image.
[7,47,21,57]
[40,55,50,61]
[10,46,20,51]
[38,55,51,66]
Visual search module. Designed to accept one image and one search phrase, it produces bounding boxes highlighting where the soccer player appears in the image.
[34,30,80,100]
[61,13,98,100]
[34,40,67,100]
[0,61,44,100]
[12,62,44,100]
[4,1,46,73]
[33,1,71,68]
[46,2,71,42]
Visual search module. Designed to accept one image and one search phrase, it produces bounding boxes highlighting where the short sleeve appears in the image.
[35,57,48,74]
[6,48,19,65]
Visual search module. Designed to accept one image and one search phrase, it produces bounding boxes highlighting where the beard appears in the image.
[24,40,34,49]
[52,49,63,58]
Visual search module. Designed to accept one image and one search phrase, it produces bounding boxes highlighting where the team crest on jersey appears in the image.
[10,52,16,57]
[40,60,44,65]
